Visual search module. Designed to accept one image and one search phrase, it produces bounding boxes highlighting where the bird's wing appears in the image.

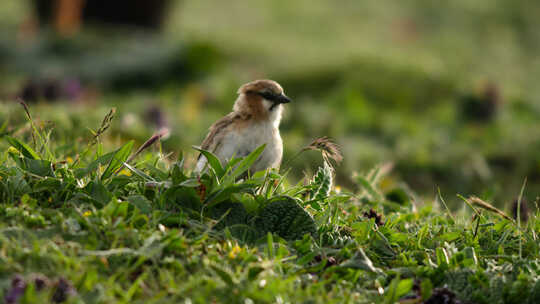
[195,112,249,172]
[199,113,236,155]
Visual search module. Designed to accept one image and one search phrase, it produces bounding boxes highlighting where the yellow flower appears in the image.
[119,168,132,176]
[228,245,242,259]
[83,211,92,217]
[7,146,19,154]
[66,156,74,164]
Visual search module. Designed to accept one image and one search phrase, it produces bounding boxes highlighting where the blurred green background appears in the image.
[1,0,539,209]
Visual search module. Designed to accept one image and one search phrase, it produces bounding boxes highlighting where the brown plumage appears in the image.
[195,80,291,173]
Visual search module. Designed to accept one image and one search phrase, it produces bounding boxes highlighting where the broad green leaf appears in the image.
[6,136,40,159]
[230,144,266,179]
[20,157,54,177]
[101,140,134,180]
[85,181,112,206]
[393,278,414,300]
[384,277,414,304]
[192,146,224,177]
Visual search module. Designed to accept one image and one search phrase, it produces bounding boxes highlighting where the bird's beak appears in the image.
[276,94,291,104]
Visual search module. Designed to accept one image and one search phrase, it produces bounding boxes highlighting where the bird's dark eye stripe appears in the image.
[257,91,277,101]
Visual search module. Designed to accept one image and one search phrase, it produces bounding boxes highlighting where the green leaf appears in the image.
[230,144,266,179]
[339,247,381,273]
[204,183,255,207]
[395,278,414,298]
[123,162,155,182]
[20,157,55,177]
[420,279,433,301]
[384,276,400,304]
[101,140,134,180]
[297,252,317,266]
[436,247,449,266]
[179,179,201,187]
[222,156,242,174]
[210,265,235,286]
[74,151,115,179]
[307,200,321,211]
[385,188,411,206]
[171,160,187,184]
[33,177,62,192]
[192,146,224,177]
[128,195,153,215]
[356,175,383,201]
[6,136,40,159]
[248,266,265,280]
[310,161,333,204]
[440,231,461,242]
[463,247,478,265]
[384,277,414,304]
[266,232,274,258]
[163,186,202,211]
[85,181,112,206]
[103,200,130,218]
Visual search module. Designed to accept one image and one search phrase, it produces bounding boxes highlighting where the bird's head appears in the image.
[234,79,291,123]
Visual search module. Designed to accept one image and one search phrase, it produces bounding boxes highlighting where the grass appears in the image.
[2,1,540,208]
[1,2,540,301]
[0,106,538,303]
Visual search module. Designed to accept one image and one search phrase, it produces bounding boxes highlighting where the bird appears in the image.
[195,79,291,174]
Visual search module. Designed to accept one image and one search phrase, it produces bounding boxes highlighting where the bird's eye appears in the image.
[258,91,275,101]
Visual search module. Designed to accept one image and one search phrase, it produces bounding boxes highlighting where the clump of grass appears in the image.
[1,115,539,303]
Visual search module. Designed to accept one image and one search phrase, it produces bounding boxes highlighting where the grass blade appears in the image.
[101,140,134,180]
[122,162,156,182]
[516,177,527,259]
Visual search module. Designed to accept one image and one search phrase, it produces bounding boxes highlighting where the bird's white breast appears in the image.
[218,121,283,173]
